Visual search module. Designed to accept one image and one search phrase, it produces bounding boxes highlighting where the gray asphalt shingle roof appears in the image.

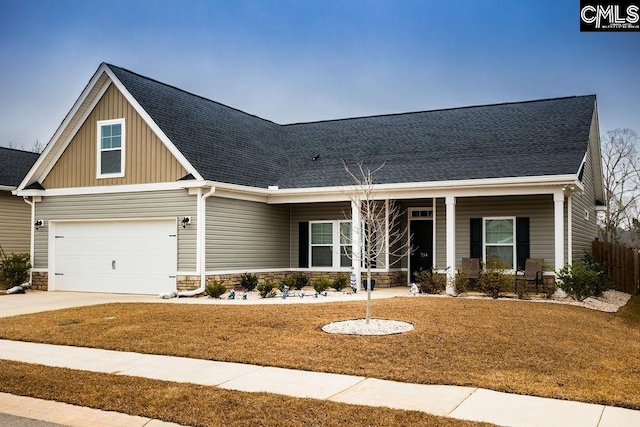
[107,64,595,189]
[0,147,39,188]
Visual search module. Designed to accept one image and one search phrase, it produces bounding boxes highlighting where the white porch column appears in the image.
[351,199,362,291]
[554,191,566,297]
[445,195,456,295]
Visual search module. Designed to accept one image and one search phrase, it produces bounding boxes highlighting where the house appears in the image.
[15,63,604,294]
[0,147,39,257]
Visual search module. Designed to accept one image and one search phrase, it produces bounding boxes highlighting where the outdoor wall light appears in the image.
[34,220,43,230]
[181,216,191,228]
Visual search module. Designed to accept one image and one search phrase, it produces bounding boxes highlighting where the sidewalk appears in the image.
[1,339,639,427]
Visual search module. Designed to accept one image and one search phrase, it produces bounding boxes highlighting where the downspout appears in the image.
[177,185,215,297]
[22,197,35,283]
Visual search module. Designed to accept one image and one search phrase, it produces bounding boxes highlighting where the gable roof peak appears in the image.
[105,63,278,126]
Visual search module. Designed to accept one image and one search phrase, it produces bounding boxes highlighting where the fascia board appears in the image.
[103,66,204,181]
[17,64,111,191]
[1,185,16,191]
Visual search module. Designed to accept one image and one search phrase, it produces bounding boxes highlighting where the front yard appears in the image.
[0,295,638,411]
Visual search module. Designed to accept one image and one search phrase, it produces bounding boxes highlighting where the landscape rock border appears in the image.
[322,318,414,336]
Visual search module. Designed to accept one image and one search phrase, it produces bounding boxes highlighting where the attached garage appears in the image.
[50,219,177,294]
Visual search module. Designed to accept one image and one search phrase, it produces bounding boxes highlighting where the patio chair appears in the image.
[461,258,480,288]
[515,258,544,293]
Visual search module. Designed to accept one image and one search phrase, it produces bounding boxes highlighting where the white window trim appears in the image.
[97,118,126,179]
[482,216,516,270]
[309,220,352,269]
[407,207,436,282]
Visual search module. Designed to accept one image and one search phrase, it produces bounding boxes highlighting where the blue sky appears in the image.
[1,0,638,151]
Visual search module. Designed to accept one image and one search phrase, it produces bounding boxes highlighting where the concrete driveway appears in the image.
[0,291,160,318]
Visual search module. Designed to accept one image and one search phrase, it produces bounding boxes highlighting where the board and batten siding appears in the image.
[33,190,196,270]
[572,147,598,262]
[206,197,290,271]
[290,202,350,268]
[43,83,187,188]
[0,191,31,255]
[453,195,558,269]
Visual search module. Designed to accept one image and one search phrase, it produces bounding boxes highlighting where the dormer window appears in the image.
[97,118,125,178]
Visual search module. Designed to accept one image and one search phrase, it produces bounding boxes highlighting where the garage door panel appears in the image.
[53,220,177,295]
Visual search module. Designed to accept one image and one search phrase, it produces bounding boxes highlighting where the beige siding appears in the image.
[206,197,290,270]
[572,148,598,262]
[43,84,187,188]
[0,191,31,255]
[454,195,557,269]
[290,202,350,268]
[33,190,196,270]
[435,198,446,269]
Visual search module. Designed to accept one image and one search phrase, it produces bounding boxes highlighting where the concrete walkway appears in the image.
[1,339,639,427]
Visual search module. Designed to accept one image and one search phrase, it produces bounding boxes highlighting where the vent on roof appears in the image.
[312,154,320,161]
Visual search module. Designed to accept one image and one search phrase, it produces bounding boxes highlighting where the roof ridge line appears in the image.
[282,94,597,126]
[0,145,40,155]
[105,63,279,126]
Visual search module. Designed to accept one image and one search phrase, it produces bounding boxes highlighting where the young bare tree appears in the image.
[342,160,411,324]
[32,139,43,153]
[600,128,640,243]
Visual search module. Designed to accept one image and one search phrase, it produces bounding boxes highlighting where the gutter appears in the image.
[22,197,35,284]
[176,185,216,297]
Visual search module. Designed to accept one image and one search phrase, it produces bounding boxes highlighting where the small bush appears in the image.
[205,279,226,298]
[240,272,258,291]
[580,251,610,297]
[478,256,511,298]
[332,274,348,292]
[280,274,296,291]
[0,248,31,289]
[413,268,446,294]
[312,276,332,294]
[257,280,277,298]
[292,273,309,290]
[556,258,608,301]
[454,265,470,295]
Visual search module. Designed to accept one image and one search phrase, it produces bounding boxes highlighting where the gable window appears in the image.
[97,118,125,178]
[483,217,516,269]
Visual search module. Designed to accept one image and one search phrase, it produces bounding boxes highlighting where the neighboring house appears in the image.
[0,147,39,256]
[16,63,604,294]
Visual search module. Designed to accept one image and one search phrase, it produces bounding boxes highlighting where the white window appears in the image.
[97,118,125,178]
[483,217,516,269]
[310,220,353,268]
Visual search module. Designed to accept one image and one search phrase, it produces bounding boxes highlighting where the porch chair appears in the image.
[460,258,481,288]
[515,258,544,294]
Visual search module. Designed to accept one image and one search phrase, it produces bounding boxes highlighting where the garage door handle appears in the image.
[112,260,116,270]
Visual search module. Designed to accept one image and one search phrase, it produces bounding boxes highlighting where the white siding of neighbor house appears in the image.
[206,196,290,271]
[33,190,196,270]
[0,191,31,255]
[290,202,350,268]
[572,147,598,262]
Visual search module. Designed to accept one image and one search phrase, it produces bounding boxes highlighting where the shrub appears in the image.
[312,276,332,294]
[257,280,277,298]
[280,274,296,291]
[240,272,258,291]
[454,265,470,295]
[292,273,309,290]
[478,256,511,298]
[0,248,31,289]
[413,268,446,294]
[205,279,226,298]
[580,251,610,297]
[556,257,608,301]
[332,274,348,292]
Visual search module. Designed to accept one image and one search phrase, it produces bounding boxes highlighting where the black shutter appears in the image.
[470,218,483,259]
[299,222,309,268]
[516,217,530,270]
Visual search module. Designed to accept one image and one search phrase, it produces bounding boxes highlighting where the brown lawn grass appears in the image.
[0,360,493,427]
[0,296,639,409]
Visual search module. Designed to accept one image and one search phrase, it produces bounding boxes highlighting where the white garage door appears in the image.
[52,219,177,294]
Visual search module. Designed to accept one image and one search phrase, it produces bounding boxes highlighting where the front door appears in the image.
[410,220,433,281]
